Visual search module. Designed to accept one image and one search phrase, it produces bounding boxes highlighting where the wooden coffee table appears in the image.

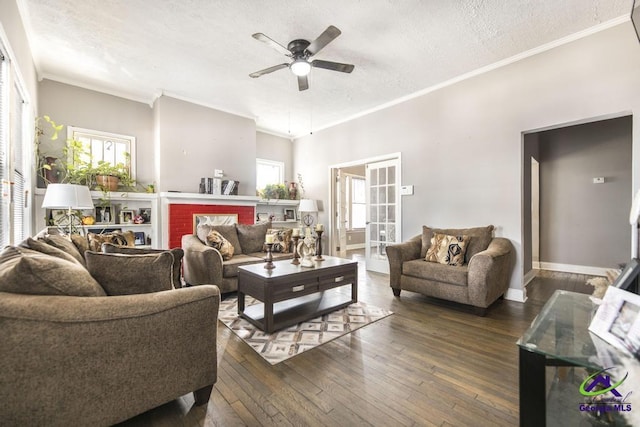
[237,256,358,333]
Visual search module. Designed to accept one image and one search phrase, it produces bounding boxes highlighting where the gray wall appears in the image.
[256,131,294,185]
[293,23,640,293]
[38,80,155,187]
[154,95,256,194]
[538,116,632,268]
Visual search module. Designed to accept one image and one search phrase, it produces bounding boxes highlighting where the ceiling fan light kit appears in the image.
[250,25,355,91]
[290,58,311,76]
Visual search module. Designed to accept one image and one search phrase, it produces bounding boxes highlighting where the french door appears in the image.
[365,158,401,273]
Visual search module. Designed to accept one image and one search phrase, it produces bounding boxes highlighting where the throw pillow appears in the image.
[0,246,106,296]
[85,251,174,295]
[205,230,234,260]
[87,230,135,252]
[70,234,90,258]
[236,222,271,253]
[42,234,86,266]
[19,237,82,265]
[422,225,494,263]
[101,243,184,288]
[196,224,242,254]
[425,233,470,266]
[263,228,293,253]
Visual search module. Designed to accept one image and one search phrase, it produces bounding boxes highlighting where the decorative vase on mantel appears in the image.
[96,175,119,191]
[288,182,298,200]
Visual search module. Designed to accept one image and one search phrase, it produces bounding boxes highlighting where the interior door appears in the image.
[337,169,348,258]
[365,159,400,273]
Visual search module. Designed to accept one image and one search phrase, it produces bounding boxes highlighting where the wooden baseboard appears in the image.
[538,262,608,277]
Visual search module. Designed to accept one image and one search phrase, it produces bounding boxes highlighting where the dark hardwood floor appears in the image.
[118,257,595,427]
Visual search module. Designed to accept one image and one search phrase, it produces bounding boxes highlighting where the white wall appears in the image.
[293,22,640,295]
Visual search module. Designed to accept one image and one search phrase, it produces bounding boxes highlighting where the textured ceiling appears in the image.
[18,0,632,138]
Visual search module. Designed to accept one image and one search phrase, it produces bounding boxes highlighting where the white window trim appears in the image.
[256,158,284,189]
[67,126,137,179]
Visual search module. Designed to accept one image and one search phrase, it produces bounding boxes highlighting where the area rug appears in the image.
[218,296,393,365]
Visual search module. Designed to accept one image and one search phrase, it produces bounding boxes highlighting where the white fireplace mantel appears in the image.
[159,192,260,206]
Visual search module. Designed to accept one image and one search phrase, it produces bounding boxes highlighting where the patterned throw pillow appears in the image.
[87,231,135,252]
[263,228,293,253]
[206,230,235,260]
[425,233,470,266]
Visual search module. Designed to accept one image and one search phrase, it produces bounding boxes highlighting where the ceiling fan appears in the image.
[249,25,355,91]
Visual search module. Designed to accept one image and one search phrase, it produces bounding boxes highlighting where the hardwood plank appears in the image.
[115,266,595,426]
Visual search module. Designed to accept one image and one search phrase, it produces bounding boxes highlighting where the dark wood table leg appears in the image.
[237,290,245,315]
[519,347,546,427]
[264,299,274,333]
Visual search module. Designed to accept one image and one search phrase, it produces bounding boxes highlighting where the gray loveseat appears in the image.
[182,221,294,293]
[0,235,220,425]
[386,225,513,315]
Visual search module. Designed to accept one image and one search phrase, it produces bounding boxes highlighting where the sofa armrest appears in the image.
[467,237,513,307]
[386,235,422,288]
[182,234,223,287]
[0,285,220,425]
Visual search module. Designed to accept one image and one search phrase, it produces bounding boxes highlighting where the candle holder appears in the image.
[315,230,324,261]
[291,235,300,265]
[264,242,275,269]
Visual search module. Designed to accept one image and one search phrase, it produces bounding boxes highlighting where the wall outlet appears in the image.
[593,177,605,184]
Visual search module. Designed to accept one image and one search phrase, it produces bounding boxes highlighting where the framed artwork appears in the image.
[284,208,295,221]
[95,205,114,224]
[589,286,640,356]
[612,258,640,293]
[119,209,135,224]
[134,231,146,246]
[257,212,269,222]
[139,208,151,223]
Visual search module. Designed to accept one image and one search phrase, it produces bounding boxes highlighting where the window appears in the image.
[344,174,366,230]
[0,48,8,247]
[67,126,136,179]
[256,158,284,191]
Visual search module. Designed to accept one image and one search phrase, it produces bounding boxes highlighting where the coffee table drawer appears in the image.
[272,280,320,300]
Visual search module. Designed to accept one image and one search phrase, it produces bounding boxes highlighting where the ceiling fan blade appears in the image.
[297,75,309,91]
[252,33,291,56]
[311,59,354,73]
[305,25,341,56]
[249,63,289,78]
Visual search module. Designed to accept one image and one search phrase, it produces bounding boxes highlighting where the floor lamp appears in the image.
[42,183,94,235]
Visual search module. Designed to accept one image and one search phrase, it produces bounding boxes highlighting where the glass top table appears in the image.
[517,290,637,427]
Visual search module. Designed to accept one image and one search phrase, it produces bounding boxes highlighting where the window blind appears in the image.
[12,86,25,242]
[0,49,8,247]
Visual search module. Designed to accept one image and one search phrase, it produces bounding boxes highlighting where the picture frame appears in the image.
[589,286,640,356]
[612,258,640,294]
[284,208,295,221]
[257,212,269,222]
[139,208,151,223]
[94,205,114,224]
[50,209,68,226]
[134,231,145,246]
[119,209,135,224]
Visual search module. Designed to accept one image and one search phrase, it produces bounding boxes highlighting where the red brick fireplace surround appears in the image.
[168,204,255,248]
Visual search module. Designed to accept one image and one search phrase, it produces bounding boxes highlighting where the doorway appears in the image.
[329,153,402,274]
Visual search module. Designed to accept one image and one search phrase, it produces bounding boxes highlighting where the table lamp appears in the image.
[42,183,94,235]
[298,199,318,227]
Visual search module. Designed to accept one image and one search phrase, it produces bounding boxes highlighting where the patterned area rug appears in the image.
[219,295,393,365]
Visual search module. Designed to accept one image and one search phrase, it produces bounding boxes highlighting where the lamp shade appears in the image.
[298,199,318,213]
[42,184,94,209]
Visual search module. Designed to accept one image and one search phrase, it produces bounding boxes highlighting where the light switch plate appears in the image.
[593,177,605,184]
[400,185,414,195]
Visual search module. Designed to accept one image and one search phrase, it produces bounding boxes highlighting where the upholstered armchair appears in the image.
[386,225,513,315]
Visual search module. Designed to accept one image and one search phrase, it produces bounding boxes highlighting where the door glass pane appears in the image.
[388,205,395,222]
[388,224,396,243]
[371,169,377,185]
[388,185,395,203]
[370,224,378,241]
[378,224,387,258]
[379,168,387,185]
[371,206,378,222]
[379,186,386,203]
[380,206,387,222]
[388,166,396,184]
[371,186,377,204]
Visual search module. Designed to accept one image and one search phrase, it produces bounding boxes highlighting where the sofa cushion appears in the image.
[422,225,494,263]
[237,222,270,254]
[101,243,184,289]
[42,234,86,266]
[19,237,82,266]
[70,234,90,258]
[87,230,135,252]
[205,230,235,260]
[403,258,468,287]
[0,246,106,296]
[264,228,292,253]
[425,233,469,267]
[85,251,174,295]
[220,254,264,278]
[197,224,243,254]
